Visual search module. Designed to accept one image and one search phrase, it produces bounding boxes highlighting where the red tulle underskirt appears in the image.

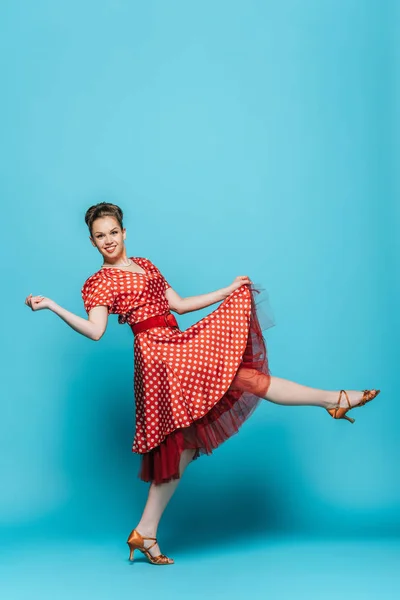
[139,286,272,485]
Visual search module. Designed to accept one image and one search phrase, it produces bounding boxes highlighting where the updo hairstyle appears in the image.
[84,202,124,237]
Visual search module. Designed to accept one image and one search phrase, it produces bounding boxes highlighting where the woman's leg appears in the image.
[134,448,195,556]
[231,368,367,410]
[264,375,362,408]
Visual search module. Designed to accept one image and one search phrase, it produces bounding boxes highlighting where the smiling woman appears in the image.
[25,201,380,566]
[85,203,128,266]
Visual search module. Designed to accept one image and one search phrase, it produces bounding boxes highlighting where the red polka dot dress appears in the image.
[81,257,272,484]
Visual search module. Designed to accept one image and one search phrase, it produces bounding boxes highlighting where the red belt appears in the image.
[130,312,179,335]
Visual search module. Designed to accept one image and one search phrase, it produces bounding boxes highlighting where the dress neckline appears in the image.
[99,256,147,276]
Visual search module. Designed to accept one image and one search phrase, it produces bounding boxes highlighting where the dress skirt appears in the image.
[138,284,273,485]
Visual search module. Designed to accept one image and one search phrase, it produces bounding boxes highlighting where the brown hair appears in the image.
[85,202,124,236]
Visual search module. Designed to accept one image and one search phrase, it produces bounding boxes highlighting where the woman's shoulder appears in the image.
[81,269,107,292]
[133,255,151,264]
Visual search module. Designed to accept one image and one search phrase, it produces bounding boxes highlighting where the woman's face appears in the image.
[90,216,127,262]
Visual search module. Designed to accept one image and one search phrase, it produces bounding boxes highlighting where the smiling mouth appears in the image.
[105,246,116,253]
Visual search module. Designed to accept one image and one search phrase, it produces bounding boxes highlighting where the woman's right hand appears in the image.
[25,293,52,312]
[24,294,103,341]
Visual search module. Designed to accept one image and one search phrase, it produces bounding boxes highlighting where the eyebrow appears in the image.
[94,227,119,235]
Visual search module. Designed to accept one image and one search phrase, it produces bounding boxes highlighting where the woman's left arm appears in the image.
[165,276,252,315]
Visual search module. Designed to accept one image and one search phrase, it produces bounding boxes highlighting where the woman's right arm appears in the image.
[25,294,108,341]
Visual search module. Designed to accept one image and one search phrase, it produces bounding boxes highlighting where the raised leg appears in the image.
[265,375,336,408]
[230,367,371,410]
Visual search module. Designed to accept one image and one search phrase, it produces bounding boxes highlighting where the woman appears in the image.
[25,202,380,566]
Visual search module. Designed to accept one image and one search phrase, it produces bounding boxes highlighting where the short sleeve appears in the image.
[81,274,116,315]
[163,273,171,290]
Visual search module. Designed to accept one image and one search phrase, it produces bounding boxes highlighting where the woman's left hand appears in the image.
[226,275,252,295]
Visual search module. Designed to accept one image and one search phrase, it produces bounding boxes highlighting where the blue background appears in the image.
[2,0,398,598]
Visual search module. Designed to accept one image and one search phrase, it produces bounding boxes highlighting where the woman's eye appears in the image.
[97,232,118,238]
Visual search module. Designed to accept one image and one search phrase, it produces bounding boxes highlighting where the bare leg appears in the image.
[231,368,369,410]
[265,375,369,409]
[134,448,196,557]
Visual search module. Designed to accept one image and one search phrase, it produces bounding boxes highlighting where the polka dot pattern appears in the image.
[81,257,170,325]
[82,257,253,455]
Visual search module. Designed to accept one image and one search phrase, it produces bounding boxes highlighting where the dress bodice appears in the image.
[81,257,171,325]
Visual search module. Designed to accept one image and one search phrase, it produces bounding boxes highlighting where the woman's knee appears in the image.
[179,448,196,476]
[182,448,196,463]
[230,367,271,397]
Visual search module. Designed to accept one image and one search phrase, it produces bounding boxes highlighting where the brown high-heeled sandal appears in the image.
[126,529,174,565]
[326,389,380,423]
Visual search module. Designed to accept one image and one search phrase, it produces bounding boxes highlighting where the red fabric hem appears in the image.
[137,285,271,485]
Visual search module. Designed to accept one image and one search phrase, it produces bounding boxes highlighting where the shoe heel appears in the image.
[343,414,355,424]
[127,543,135,561]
